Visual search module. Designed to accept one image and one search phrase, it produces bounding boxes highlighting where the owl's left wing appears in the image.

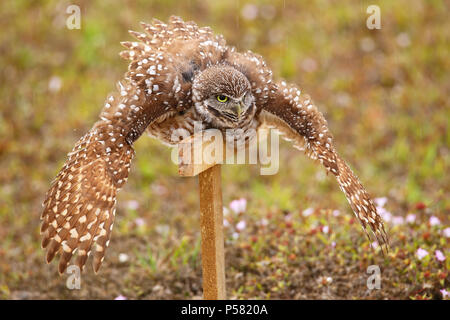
[259,81,389,252]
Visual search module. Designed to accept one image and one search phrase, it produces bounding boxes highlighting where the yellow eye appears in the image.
[216,95,228,103]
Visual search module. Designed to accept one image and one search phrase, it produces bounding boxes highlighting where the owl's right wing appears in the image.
[42,16,233,274]
[40,80,172,274]
[258,81,389,253]
[41,17,208,274]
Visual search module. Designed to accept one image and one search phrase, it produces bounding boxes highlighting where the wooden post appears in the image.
[177,128,269,299]
[178,132,227,299]
[198,165,226,299]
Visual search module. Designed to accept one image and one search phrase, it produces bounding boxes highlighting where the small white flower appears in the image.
[302,207,314,217]
[241,4,258,20]
[429,216,441,226]
[229,198,247,214]
[378,207,392,222]
[118,253,129,263]
[322,226,329,234]
[332,210,340,217]
[260,218,269,227]
[48,76,62,93]
[435,250,446,262]
[236,220,246,231]
[223,219,230,228]
[406,214,416,224]
[374,197,388,208]
[301,58,317,73]
[416,248,429,260]
[134,217,145,227]
[126,200,139,210]
[392,216,405,226]
[114,295,127,300]
[443,227,450,238]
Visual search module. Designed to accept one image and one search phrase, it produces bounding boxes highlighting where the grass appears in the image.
[0,0,448,299]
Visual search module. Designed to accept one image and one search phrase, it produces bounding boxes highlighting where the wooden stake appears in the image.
[198,165,226,299]
[178,132,226,299]
[177,128,272,299]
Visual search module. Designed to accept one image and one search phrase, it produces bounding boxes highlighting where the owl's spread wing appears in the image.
[42,16,229,274]
[259,81,389,252]
[42,16,235,274]
[41,81,169,274]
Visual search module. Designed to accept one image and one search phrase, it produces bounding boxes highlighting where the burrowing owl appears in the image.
[41,16,388,274]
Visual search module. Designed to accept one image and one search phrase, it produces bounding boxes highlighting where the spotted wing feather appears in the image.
[260,81,389,252]
[41,77,169,273]
[41,16,233,274]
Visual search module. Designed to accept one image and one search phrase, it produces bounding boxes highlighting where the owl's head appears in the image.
[192,65,255,129]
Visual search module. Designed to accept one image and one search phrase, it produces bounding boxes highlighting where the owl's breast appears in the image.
[147,107,263,147]
[146,107,201,146]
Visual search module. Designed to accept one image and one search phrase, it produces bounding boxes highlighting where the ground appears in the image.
[0,0,448,300]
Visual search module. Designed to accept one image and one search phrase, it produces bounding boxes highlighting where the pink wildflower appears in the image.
[236,220,246,231]
[416,248,429,260]
[230,198,247,214]
[435,250,446,262]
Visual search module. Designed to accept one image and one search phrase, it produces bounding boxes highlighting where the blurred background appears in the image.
[0,0,448,299]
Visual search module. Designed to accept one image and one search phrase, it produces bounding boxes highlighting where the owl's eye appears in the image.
[216,95,228,103]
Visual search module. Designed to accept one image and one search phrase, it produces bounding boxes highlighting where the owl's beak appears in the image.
[231,102,245,118]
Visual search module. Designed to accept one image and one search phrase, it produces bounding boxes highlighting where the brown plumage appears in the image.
[41,16,388,274]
